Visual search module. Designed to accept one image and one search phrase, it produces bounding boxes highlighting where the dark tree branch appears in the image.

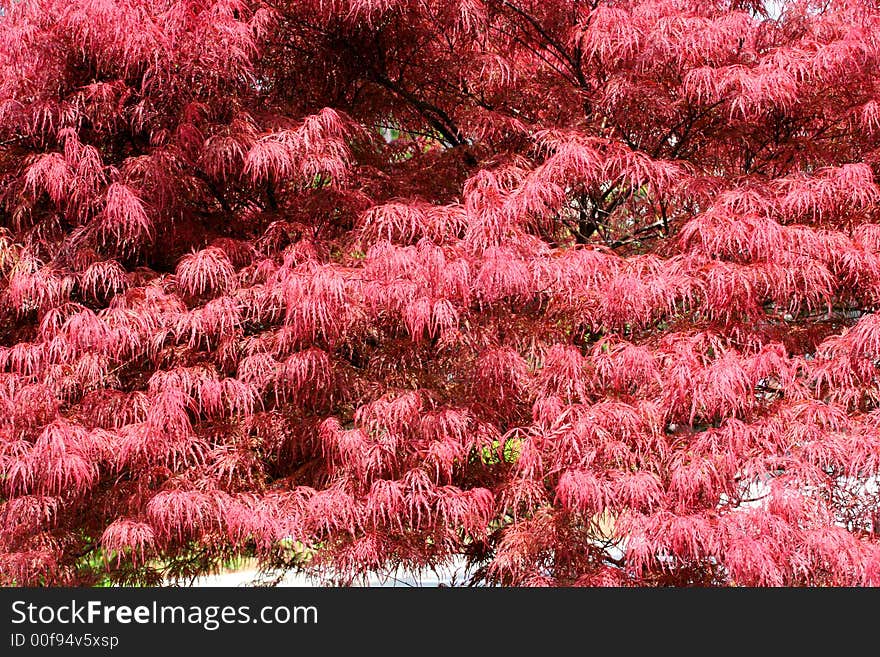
[372,74,465,148]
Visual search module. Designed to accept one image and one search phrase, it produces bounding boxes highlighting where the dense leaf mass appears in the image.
[2,0,880,586]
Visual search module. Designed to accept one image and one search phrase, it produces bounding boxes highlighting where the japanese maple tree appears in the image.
[2,0,880,587]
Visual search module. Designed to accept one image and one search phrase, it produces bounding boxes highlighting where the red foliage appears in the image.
[2,0,880,587]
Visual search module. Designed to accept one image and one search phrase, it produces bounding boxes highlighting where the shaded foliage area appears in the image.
[2,0,880,586]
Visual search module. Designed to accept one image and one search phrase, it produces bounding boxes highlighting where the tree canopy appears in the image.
[2,0,880,586]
